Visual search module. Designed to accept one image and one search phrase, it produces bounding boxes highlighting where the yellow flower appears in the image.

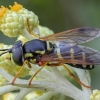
[0,6,8,18]
[0,2,39,38]
[0,6,25,37]
[3,90,45,100]
[9,2,39,33]
[0,75,7,86]
[24,90,45,100]
[3,93,17,100]
[9,2,23,12]
[17,35,28,44]
[90,89,100,100]
[38,25,54,37]
[0,43,14,70]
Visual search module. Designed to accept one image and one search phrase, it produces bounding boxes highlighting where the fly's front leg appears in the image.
[12,60,31,85]
[28,62,47,86]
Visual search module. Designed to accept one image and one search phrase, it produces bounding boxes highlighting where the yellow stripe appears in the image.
[70,48,74,60]
[35,51,45,55]
[57,48,64,59]
[30,59,36,63]
[90,65,93,68]
[25,53,33,58]
[82,52,86,68]
[82,52,85,60]
[46,41,53,51]
[82,65,87,68]
[70,48,76,66]
[56,43,64,60]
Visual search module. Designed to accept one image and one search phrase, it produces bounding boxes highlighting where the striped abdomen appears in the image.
[54,42,95,70]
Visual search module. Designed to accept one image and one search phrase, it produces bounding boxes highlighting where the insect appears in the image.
[0,27,100,88]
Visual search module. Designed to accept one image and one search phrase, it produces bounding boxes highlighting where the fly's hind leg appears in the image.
[48,63,91,88]
[12,60,31,85]
[62,64,91,88]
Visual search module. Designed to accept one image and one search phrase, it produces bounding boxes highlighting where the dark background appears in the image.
[0,0,100,99]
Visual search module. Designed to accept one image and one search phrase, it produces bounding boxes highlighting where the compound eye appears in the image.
[13,47,24,66]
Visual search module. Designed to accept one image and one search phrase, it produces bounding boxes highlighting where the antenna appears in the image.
[0,49,11,56]
[0,49,9,51]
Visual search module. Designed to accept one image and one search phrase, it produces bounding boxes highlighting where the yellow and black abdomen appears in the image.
[54,42,95,70]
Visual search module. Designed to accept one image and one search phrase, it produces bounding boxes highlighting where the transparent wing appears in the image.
[41,43,100,65]
[41,27,100,44]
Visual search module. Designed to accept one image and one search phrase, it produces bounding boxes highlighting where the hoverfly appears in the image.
[0,27,100,88]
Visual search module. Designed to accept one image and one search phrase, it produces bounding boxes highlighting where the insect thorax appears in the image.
[23,39,54,64]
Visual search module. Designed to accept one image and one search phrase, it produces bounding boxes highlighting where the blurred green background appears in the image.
[1,0,100,99]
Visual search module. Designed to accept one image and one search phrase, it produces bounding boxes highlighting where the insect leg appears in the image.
[26,18,31,34]
[28,62,47,86]
[62,64,91,88]
[46,63,91,88]
[12,60,31,85]
[26,18,40,38]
